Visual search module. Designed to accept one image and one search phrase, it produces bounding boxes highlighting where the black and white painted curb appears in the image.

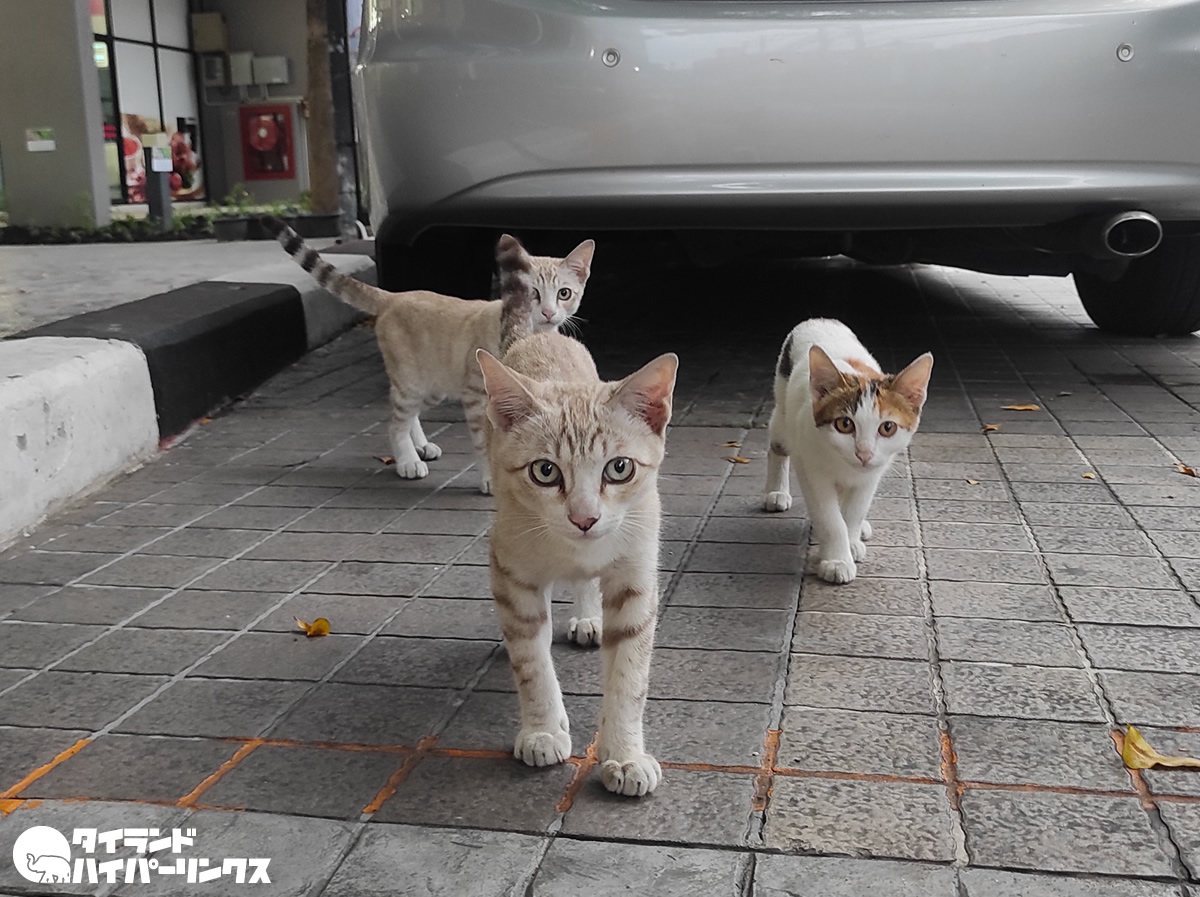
[0,249,374,547]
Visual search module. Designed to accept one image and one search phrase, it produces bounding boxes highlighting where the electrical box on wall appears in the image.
[228,52,254,87]
[190,13,228,53]
[200,55,227,87]
[252,56,290,86]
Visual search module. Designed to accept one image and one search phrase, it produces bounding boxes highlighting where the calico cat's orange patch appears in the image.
[846,358,884,379]
[812,376,867,427]
[813,374,921,431]
[875,383,921,430]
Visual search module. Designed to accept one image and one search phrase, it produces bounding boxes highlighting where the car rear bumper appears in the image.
[356,0,1200,241]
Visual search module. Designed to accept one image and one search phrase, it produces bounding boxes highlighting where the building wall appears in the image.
[0,0,111,228]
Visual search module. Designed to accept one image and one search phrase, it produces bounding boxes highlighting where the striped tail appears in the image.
[260,216,383,315]
[496,234,536,356]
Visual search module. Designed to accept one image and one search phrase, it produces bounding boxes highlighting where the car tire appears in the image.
[1073,232,1200,336]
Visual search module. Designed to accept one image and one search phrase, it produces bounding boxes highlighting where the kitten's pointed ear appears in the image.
[562,239,595,282]
[890,352,934,411]
[808,345,847,403]
[476,349,537,432]
[612,352,678,436]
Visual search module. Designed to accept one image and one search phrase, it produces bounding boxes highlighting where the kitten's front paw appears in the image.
[851,539,867,562]
[764,490,792,512]
[416,441,442,461]
[479,475,493,496]
[394,457,429,479]
[598,753,662,797]
[567,616,602,648]
[859,519,873,541]
[514,728,571,767]
[816,557,857,584]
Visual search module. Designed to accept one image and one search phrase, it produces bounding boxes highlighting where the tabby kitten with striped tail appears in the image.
[263,217,593,493]
[764,318,932,584]
[477,332,677,796]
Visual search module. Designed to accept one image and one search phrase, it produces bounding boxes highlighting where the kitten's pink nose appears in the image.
[541,307,556,321]
[570,513,599,533]
[856,448,874,466]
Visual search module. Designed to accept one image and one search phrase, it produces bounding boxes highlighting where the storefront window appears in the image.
[93,0,204,203]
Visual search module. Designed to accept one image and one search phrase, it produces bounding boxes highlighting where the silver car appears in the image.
[355,0,1200,335]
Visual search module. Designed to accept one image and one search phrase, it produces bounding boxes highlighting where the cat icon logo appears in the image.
[12,826,72,884]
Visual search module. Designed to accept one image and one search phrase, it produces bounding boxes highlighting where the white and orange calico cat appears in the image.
[265,217,593,493]
[764,318,933,584]
[476,318,677,795]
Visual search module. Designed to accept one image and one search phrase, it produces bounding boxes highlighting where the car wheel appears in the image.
[1073,232,1200,336]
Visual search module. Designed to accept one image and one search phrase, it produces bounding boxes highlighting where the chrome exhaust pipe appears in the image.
[1081,211,1162,260]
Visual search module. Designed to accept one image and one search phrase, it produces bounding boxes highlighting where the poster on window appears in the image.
[120,113,204,201]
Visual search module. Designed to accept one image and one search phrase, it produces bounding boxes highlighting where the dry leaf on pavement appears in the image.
[722,441,741,448]
[1002,404,1042,411]
[965,479,980,486]
[723,456,751,464]
[1082,472,1096,479]
[982,424,1000,434]
[1122,725,1200,770]
[295,616,331,638]
[1177,463,1198,478]
[375,455,396,466]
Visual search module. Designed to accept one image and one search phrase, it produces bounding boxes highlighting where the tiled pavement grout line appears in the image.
[910,492,970,867]
[917,266,1194,885]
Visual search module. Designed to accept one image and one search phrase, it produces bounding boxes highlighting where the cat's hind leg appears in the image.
[566,578,603,647]
[491,560,571,766]
[461,384,493,495]
[388,386,429,479]
[595,568,662,796]
[763,411,793,512]
[409,415,442,461]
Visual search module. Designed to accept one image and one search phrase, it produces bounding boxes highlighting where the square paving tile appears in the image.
[534,840,743,897]
[778,707,942,778]
[115,677,309,737]
[9,585,167,625]
[755,854,957,897]
[643,699,772,767]
[189,559,332,593]
[1018,503,1135,529]
[936,619,1082,667]
[924,549,1047,585]
[0,726,90,791]
[921,522,1033,552]
[765,777,955,861]
[1057,587,1200,627]
[136,588,283,629]
[799,577,925,616]
[655,606,789,652]
[22,734,237,802]
[1079,624,1200,674]
[790,611,928,660]
[373,754,571,832]
[437,690,600,755]
[647,648,779,703]
[668,572,798,610]
[191,631,362,681]
[0,671,168,730]
[1043,554,1177,590]
[929,582,1064,621]
[949,716,1130,791]
[302,561,436,596]
[332,637,495,689]
[562,769,752,846]
[784,655,934,715]
[322,824,542,897]
[80,554,221,589]
[941,662,1104,722]
[0,621,106,668]
[1158,802,1200,881]
[383,597,500,641]
[957,868,1179,897]
[685,542,800,575]
[199,743,401,818]
[269,682,454,746]
[55,628,227,675]
[959,790,1173,877]
[1098,670,1200,727]
[0,550,119,585]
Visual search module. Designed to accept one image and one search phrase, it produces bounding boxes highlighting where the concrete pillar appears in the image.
[0,0,111,228]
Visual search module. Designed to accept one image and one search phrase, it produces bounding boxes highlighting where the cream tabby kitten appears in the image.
[764,318,932,584]
[265,217,593,493]
[476,332,677,796]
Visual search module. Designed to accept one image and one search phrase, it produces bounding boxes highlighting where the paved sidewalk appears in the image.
[2,258,1200,895]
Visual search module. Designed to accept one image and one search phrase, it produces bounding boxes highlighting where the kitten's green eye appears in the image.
[833,417,855,434]
[603,457,635,483]
[557,287,572,302]
[529,460,562,487]
[879,421,898,437]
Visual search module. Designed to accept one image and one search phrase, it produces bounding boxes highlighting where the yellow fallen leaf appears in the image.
[723,456,751,464]
[1177,463,1198,478]
[1122,725,1200,770]
[295,616,331,638]
[721,441,741,448]
[965,478,980,486]
[1082,472,1096,479]
[375,455,395,466]
[982,424,1000,434]
[1002,404,1042,412]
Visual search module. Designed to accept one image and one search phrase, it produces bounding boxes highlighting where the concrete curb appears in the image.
[0,252,375,547]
